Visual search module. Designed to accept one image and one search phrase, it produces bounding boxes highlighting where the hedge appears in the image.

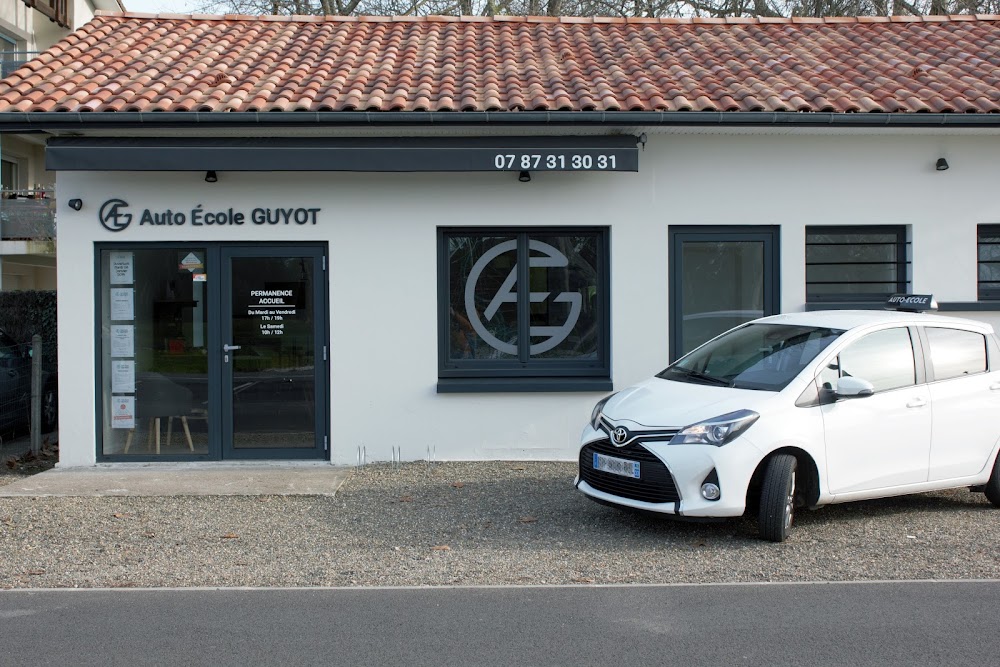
[0,290,57,364]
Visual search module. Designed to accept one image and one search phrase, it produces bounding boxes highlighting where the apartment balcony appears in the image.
[1,190,55,255]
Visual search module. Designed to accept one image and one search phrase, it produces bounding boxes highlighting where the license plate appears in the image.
[593,452,640,479]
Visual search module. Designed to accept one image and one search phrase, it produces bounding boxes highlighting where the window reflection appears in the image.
[100,248,210,456]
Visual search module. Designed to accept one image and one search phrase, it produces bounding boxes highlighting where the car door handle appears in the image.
[990,383,1000,391]
[906,398,927,408]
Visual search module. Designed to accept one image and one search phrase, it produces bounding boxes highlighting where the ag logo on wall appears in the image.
[464,240,582,356]
[99,199,132,232]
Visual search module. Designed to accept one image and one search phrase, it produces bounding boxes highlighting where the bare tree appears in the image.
[188,0,1000,17]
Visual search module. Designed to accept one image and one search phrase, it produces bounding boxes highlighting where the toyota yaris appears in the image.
[576,306,1000,541]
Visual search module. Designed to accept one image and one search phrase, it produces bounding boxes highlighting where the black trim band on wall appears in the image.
[937,302,1000,312]
[8,111,1000,132]
[46,136,640,172]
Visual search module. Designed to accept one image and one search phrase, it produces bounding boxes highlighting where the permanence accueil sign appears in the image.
[98,199,321,232]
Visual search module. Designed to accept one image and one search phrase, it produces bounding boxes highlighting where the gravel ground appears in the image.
[1,461,998,589]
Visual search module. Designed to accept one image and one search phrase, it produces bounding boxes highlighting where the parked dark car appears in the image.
[0,327,56,435]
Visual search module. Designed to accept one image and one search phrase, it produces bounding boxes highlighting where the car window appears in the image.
[925,327,987,381]
[832,327,916,393]
[659,323,844,391]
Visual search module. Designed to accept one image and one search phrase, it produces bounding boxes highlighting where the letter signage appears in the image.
[249,289,298,337]
[885,294,936,312]
[97,200,322,232]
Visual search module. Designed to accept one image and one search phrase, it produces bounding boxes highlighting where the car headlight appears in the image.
[669,409,759,447]
[590,394,614,430]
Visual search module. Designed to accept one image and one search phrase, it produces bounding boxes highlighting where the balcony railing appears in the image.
[1,52,41,79]
[0,191,55,241]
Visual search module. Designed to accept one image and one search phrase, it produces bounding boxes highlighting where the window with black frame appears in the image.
[438,228,610,391]
[978,225,1000,300]
[805,226,909,303]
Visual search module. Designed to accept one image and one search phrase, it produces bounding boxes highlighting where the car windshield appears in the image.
[657,323,845,391]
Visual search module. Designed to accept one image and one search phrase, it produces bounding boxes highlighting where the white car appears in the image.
[576,301,1000,542]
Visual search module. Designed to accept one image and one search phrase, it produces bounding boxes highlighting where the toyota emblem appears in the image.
[612,426,629,446]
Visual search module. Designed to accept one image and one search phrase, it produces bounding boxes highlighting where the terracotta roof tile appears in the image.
[2,13,1000,114]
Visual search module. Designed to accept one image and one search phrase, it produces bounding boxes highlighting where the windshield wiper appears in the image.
[666,367,732,387]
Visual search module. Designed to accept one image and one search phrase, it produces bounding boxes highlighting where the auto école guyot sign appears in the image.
[98,199,321,232]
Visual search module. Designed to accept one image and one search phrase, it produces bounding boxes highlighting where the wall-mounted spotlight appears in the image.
[205,170,218,183]
[68,198,83,211]
[935,158,949,171]
[518,170,531,183]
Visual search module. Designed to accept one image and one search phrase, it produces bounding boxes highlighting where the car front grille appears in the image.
[579,438,680,504]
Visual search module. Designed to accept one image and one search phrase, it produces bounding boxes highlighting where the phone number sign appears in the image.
[491,150,636,172]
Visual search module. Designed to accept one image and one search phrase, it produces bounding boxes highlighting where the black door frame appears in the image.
[220,245,328,460]
[668,226,781,362]
[94,241,329,462]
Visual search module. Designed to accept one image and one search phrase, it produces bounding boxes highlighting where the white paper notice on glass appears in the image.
[110,251,134,285]
[110,288,134,320]
[112,395,135,430]
[110,325,134,358]
[111,360,135,393]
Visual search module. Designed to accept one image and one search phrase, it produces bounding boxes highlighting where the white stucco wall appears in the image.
[54,130,1000,466]
[0,4,33,47]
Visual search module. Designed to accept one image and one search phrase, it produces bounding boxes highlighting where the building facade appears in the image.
[1,13,999,466]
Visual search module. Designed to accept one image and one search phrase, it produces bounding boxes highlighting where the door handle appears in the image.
[906,398,927,408]
[223,344,242,352]
[990,383,1000,391]
[6,369,15,377]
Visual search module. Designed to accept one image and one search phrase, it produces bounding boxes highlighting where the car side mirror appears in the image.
[835,376,875,398]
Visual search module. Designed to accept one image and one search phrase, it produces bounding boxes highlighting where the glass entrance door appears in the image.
[221,247,327,459]
[669,227,780,361]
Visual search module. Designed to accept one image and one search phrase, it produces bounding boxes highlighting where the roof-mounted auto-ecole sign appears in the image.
[885,294,937,312]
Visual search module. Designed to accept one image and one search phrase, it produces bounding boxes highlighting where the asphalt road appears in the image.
[2,581,998,666]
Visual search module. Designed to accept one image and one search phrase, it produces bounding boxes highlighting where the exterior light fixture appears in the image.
[68,198,83,211]
[935,158,949,171]
[518,170,531,183]
[205,170,218,183]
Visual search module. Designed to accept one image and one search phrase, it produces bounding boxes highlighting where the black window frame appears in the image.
[805,225,909,304]
[437,227,611,393]
[668,225,780,362]
[977,224,1000,301]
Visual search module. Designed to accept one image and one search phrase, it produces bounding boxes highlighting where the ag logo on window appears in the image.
[464,239,581,356]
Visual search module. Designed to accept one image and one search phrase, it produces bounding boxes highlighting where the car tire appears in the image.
[985,453,1000,508]
[758,453,797,543]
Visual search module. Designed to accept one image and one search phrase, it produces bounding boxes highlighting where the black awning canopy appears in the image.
[46,136,639,172]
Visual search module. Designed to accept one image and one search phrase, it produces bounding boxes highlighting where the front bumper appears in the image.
[576,425,760,519]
